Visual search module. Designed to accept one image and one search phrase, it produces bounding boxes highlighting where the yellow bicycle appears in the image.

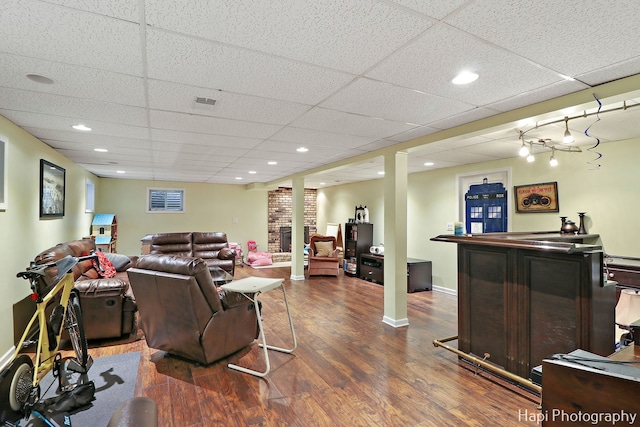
[0,253,98,423]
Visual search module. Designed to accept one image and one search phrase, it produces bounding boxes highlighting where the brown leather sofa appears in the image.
[149,232,236,277]
[33,239,137,340]
[127,254,258,365]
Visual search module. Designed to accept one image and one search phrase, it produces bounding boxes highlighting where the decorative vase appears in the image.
[577,212,587,235]
[561,219,579,234]
[560,216,567,233]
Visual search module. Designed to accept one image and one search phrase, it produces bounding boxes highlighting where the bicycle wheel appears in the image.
[66,292,88,369]
[0,354,34,422]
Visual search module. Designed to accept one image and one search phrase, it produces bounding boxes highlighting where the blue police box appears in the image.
[464,178,507,234]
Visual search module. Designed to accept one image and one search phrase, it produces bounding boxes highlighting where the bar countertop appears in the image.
[431,231,601,253]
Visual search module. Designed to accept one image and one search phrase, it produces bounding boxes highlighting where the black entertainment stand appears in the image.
[359,253,432,293]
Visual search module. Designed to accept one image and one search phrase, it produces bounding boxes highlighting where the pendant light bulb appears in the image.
[562,117,574,144]
[527,153,535,163]
[519,143,530,157]
[549,148,558,166]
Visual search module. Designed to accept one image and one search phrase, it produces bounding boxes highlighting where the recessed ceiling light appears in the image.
[72,124,92,131]
[235,177,243,180]
[424,162,434,166]
[452,71,479,85]
[26,74,54,84]
[116,170,125,174]
[267,161,277,165]
[94,148,108,153]
[248,170,256,174]
[378,171,385,175]
[296,147,309,153]
[320,182,326,185]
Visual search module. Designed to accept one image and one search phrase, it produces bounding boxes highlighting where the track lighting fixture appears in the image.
[562,116,574,144]
[519,141,530,157]
[549,147,558,166]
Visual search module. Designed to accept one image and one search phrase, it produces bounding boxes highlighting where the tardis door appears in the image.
[465,180,508,234]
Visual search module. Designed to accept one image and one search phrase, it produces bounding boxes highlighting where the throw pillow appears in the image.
[105,252,131,271]
[314,241,334,257]
[92,251,117,278]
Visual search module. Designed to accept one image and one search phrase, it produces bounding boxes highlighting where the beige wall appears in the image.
[98,179,268,256]
[3,107,639,357]
[0,116,96,355]
[319,137,640,292]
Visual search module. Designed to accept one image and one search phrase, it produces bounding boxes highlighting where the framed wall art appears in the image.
[40,159,66,217]
[514,181,559,213]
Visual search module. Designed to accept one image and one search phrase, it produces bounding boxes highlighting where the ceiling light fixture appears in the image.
[248,170,256,174]
[518,140,530,157]
[296,147,308,153]
[72,124,91,131]
[424,162,434,166]
[94,148,108,152]
[527,153,535,163]
[116,170,125,174]
[452,71,478,85]
[549,148,558,167]
[235,177,242,180]
[267,161,277,165]
[562,116,574,144]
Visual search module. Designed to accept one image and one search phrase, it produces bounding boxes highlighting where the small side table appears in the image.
[220,277,297,377]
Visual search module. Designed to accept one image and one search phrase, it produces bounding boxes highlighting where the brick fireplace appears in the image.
[268,187,316,254]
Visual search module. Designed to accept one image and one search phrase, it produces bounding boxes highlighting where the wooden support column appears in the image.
[383,151,409,327]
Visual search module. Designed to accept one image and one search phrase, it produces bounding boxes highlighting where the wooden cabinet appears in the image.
[432,232,616,379]
[359,253,432,293]
[344,223,373,276]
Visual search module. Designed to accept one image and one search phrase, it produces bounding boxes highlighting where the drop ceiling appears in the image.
[1,0,640,188]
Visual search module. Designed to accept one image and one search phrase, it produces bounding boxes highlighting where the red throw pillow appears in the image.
[92,251,116,278]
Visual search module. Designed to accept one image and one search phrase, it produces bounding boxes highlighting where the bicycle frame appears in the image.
[12,269,76,387]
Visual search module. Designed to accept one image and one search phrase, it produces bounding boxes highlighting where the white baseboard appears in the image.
[290,274,305,281]
[432,285,457,296]
[382,315,409,328]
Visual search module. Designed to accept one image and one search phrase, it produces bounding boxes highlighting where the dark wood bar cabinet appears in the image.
[432,231,616,381]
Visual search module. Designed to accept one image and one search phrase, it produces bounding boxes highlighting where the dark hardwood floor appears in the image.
[89,265,542,426]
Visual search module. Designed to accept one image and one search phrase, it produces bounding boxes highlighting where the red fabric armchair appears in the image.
[307,235,340,277]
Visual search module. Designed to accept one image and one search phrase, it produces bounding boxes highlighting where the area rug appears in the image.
[25,351,140,427]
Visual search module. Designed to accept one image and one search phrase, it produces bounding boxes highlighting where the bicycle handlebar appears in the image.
[17,253,100,281]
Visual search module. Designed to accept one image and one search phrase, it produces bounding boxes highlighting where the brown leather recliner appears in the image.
[33,239,137,340]
[149,232,236,277]
[126,254,258,365]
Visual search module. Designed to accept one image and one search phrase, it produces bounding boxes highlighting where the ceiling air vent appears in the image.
[193,97,216,110]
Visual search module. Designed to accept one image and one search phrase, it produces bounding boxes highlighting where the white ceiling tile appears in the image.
[147,80,312,125]
[368,24,563,106]
[426,107,502,130]
[145,28,355,105]
[444,0,640,78]
[270,127,376,149]
[487,80,590,113]
[150,129,262,150]
[0,54,146,107]
[145,0,435,74]
[149,110,282,140]
[1,111,150,139]
[321,78,475,125]
[577,57,640,87]
[39,0,139,22]
[0,0,142,75]
[0,88,146,127]
[386,126,440,142]
[289,108,417,138]
[388,0,468,19]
